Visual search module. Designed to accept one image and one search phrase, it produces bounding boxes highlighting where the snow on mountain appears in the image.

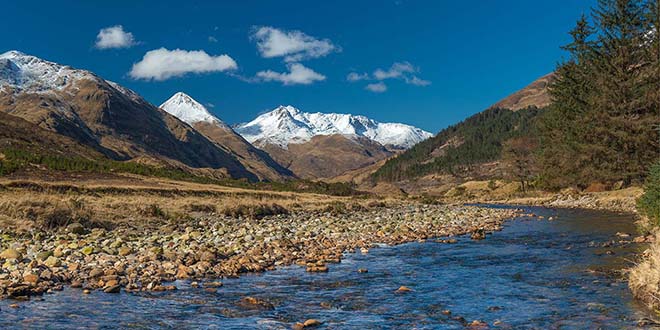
[159,92,231,130]
[0,50,146,104]
[235,105,433,149]
[0,50,93,93]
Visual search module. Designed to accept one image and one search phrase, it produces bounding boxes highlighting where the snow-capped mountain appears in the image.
[159,92,294,181]
[0,50,95,93]
[235,105,433,149]
[159,92,230,130]
[0,50,261,180]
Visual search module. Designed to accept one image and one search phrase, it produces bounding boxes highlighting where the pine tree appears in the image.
[540,0,659,189]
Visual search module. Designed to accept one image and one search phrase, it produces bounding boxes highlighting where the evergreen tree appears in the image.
[539,0,659,189]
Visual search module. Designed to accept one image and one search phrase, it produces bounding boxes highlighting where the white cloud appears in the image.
[256,63,326,85]
[347,72,369,82]
[365,82,387,93]
[95,25,137,49]
[208,36,218,43]
[252,26,338,62]
[373,62,416,80]
[350,62,431,91]
[129,48,237,81]
[406,76,431,86]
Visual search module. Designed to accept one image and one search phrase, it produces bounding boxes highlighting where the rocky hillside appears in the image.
[0,51,258,181]
[261,134,393,179]
[490,73,555,111]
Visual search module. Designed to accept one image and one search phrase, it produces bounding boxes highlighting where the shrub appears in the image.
[488,180,497,191]
[367,201,387,208]
[141,204,167,219]
[638,162,660,228]
[222,203,289,219]
[38,208,73,229]
[419,194,441,205]
[186,203,217,213]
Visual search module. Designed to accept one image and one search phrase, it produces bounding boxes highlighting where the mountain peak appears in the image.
[235,106,433,149]
[0,50,28,58]
[160,92,229,128]
[0,50,91,93]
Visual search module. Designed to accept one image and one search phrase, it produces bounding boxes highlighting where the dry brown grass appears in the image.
[0,176,397,232]
[629,230,660,310]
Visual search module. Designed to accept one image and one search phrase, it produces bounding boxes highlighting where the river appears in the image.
[0,206,651,329]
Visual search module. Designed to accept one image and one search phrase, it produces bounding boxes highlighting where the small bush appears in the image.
[419,194,441,205]
[222,203,289,219]
[38,208,73,229]
[141,204,167,219]
[367,201,387,208]
[488,180,497,191]
[186,203,217,213]
[638,163,660,228]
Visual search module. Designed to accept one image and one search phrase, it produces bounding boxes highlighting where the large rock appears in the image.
[0,248,21,260]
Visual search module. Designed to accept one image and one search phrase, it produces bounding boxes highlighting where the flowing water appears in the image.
[0,206,652,329]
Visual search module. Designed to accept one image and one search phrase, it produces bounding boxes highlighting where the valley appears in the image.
[0,0,658,328]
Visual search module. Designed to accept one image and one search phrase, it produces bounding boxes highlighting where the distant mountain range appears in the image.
[0,50,258,180]
[232,105,432,179]
[0,50,433,182]
[234,105,432,150]
[160,92,292,181]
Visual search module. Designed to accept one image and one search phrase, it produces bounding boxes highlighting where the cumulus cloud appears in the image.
[347,72,369,82]
[406,76,431,86]
[95,25,137,49]
[208,36,218,43]
[365,82,387,93]
[129,48,237,81]
[256,63,326,85]
[252,26,338,62]
[348,61,431,91]
[373,62,416,80]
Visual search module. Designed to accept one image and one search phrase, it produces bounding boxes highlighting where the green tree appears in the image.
[502,136,538,192]
[539,0,659,189]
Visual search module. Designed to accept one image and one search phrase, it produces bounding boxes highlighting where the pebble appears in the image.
[0,204,519,299]
[396,286,413,293]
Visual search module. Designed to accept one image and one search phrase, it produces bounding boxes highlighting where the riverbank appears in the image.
[0,178,520,300]
[0,206,648,329]
[485,187,642,214]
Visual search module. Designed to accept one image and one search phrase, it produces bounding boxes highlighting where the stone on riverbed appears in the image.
[0,249,21,260]
[43,256,61,268]
[396,286,413,293]
[238,296,275,310]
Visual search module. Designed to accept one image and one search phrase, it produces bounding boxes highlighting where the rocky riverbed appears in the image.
[0,203,520,301]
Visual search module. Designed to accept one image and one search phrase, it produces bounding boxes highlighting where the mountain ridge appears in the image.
[234,105,433,150]
[159,92,294,181]
[0,50,259,181]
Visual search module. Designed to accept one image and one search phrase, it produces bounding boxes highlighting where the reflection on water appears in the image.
[0,206,650,329]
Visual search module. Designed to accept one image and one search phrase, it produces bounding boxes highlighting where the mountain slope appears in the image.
[369,73,556,185]
[0,51,257,181]
[372,107,543,182]
[490,73,555,111]
[0,112,103,160]
[235,105,433,150]
[160,92,293,181]
[261,134,393,179]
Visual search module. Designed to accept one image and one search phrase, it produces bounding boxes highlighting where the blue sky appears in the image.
[2,0,597,132]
